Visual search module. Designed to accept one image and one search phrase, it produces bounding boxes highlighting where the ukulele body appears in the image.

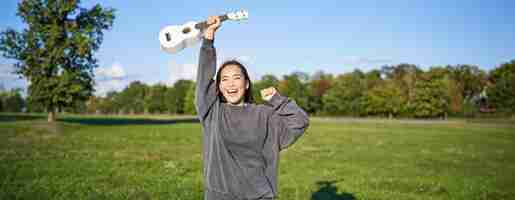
[159,21,202,54]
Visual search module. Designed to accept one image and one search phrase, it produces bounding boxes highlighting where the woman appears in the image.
[196,16,309,200]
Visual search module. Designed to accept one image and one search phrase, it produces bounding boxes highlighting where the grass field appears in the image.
[1,114,514,200]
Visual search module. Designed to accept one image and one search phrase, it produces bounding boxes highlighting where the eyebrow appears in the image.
[222,73,242,78]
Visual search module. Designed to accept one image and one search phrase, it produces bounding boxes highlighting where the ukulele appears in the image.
[159,10,248,54]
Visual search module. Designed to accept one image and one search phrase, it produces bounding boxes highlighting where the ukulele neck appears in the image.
[194,14,229,30]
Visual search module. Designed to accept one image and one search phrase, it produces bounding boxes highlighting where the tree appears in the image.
[164,86,178,114]
[363,80,403,118]
[488,60,515,114]
[410,76,449,118]
[172,80,194,114]
[381,64,422,103]
[322,70,365,116]
[427,66,459,115]
[0,88,25,112]
[86,95,100,114]
[307,70,333,114]
[118,81,147,114]
[0,0,115,122]
[147,84,168,114]
[184,82,196,115]
[97,90,119,114]
[364,69,382,90]
[445,65,487,114]
[277,72,309,111]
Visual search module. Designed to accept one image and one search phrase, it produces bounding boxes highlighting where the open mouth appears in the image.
[226,89,239,95]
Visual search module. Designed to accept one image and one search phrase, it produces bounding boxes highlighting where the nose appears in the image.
[228,79,236,88]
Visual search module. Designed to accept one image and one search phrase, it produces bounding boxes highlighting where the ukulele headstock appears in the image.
[227,10,249,21]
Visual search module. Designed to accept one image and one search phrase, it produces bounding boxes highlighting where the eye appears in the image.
[235,77,241,80]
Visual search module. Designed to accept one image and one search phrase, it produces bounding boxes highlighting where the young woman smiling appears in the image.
[196,16,309,200]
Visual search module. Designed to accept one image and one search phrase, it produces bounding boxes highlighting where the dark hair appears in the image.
[215,60,254,103]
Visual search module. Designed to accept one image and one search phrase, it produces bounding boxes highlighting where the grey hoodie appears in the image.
[195,39,309,200]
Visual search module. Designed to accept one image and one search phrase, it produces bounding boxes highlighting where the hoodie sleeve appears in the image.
[266,93,310,150]
[195,39,218,122]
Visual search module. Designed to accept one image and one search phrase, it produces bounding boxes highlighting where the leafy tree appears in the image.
[62,99,87,113]
[291,71,310,83]
[118,81,147,114]
[322,70,365,116]
[164,86,178,114]
[86,95,100,114]
[364,69,382,90]
[184,82,196,115]
[26,97,45,113]
[448,65,487,99]
[278,72,309,110]
[260,74,280,87]
[97,90,119,114]
[363,80,403,118]
[381,64,422,106]
[0,88,25,112]
[427,66,460,115]
[252,82,264,104]
[427,66,450,80]
[0,0,115,122]
[307,70,333,114]
[488,60,515,114]
[445,65,487,113]
[410,76,449,118]
[172,80,194,114]
[147,84,168,114]
[0,90,4,112]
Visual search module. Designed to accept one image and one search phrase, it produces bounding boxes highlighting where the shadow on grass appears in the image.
[0,113,45,122]
[311,180,357,200]
[58,116,199,126]
[0,113,200,126]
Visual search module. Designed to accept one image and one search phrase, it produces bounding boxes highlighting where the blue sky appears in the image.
[1,0,514,95]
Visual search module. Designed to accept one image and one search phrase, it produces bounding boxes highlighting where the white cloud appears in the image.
[95,62,126,79]
[168,61,197,86]
[94,79,125,97]
[94,62,128,96]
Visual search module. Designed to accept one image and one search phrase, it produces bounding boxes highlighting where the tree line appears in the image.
[3,60,514,118]
[2,1,514,121]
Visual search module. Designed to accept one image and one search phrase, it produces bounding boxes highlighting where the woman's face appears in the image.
[219,64,248,105]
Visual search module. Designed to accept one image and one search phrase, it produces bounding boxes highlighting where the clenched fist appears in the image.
[204,16,221,40]
[260,87,277,102]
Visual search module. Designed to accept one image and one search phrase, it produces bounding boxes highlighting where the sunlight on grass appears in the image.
[1,114,514,199]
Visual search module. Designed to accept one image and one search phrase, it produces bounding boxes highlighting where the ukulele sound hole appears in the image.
[182,27,191,34]
[165,33,171,41]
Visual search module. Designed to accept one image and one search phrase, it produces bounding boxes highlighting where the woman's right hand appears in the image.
[204,16,221,40]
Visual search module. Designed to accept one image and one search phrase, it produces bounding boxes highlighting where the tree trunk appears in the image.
[48,110,55,122]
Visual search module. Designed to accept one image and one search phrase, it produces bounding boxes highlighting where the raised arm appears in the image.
[195,16,220,121]
[263,87,310,150]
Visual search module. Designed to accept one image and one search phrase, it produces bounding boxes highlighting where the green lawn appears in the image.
[1,114,514,200]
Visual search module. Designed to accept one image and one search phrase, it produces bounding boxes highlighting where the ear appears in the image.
[246,81,249,90]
